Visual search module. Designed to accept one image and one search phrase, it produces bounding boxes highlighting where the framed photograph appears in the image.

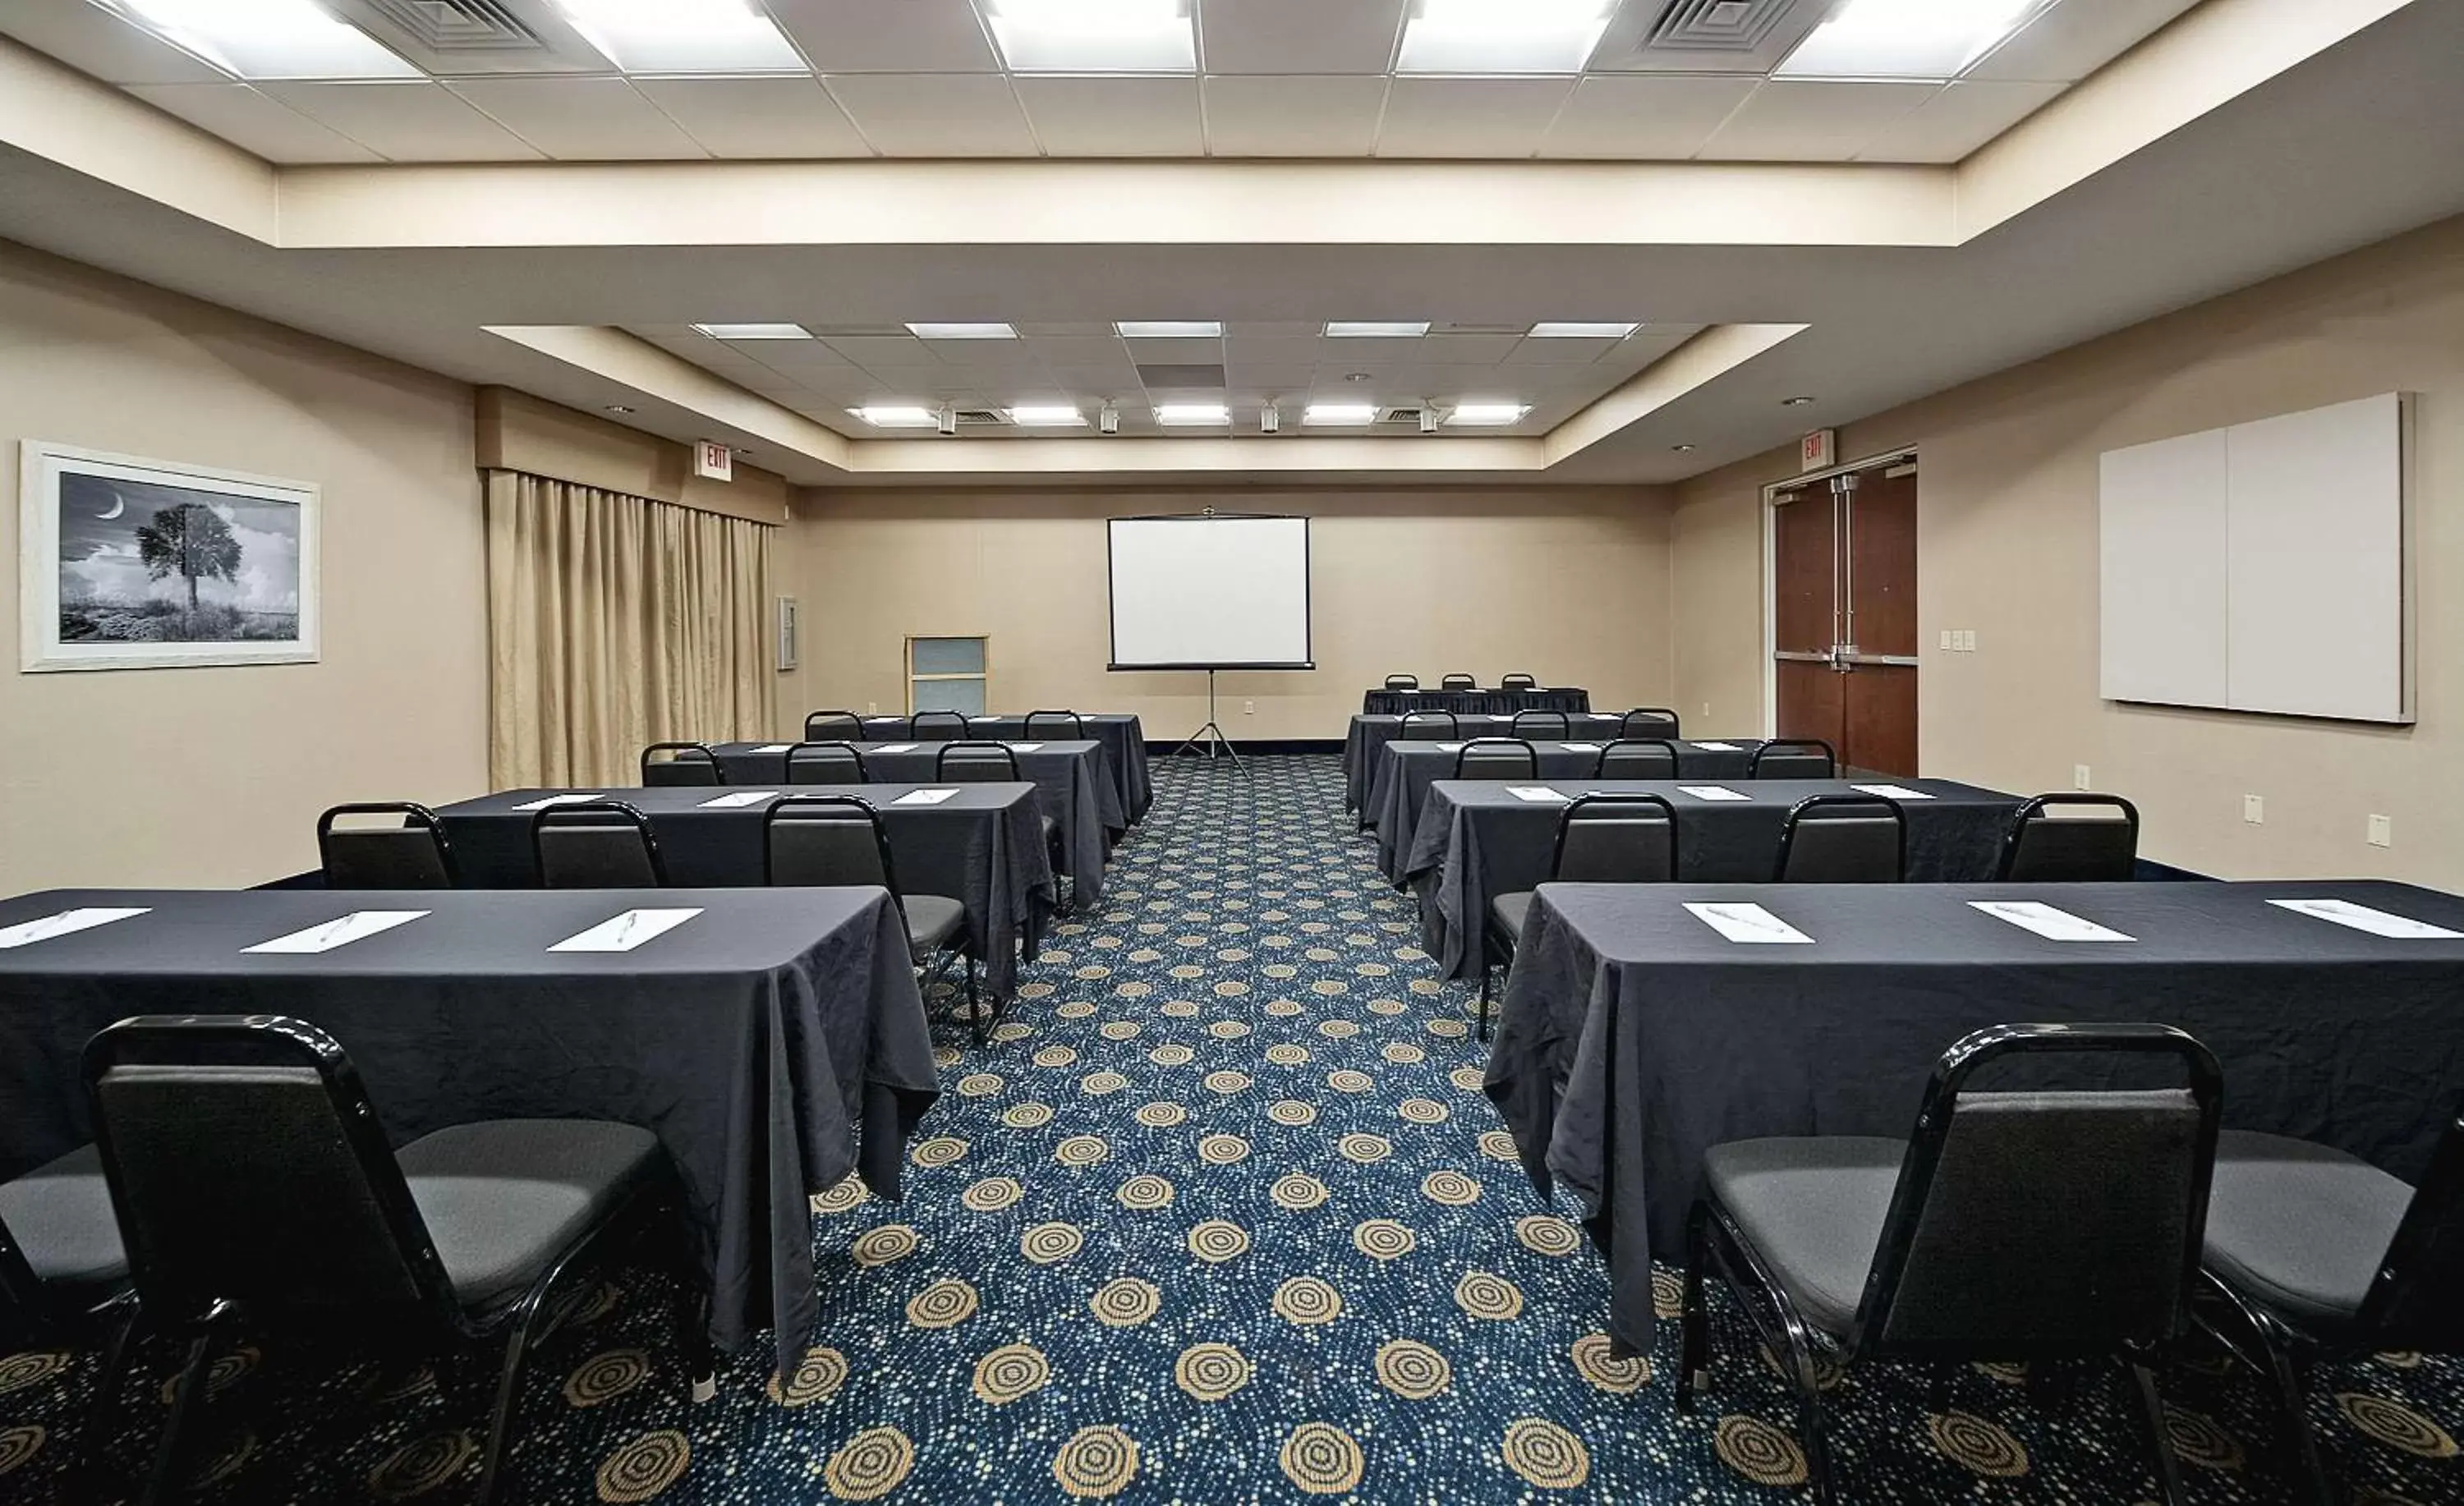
[18,441,320,673]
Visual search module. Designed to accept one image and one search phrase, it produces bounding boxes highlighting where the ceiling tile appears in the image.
[632,76,871,157]
[1967,0,2203,84]
[1023,334,1132,361]
[444,78,706,160]
[765,0,1000,72]
[1503,334,1623,364]
[1695,80,1939,163]
[1538,75,1757,159]
[1855,79,2067,163]
[1202,75,1387,157]
[1110,334,1221,365]
[1419,332,1526,362]
[823,73,1035,156]
[1198,0,1405,74]
[123,84,379,163]
[259,81,541,161]
[822,333,940,365]
[1375,78,1574,159]
[0,1,229,85]
[1014,76,1203,156]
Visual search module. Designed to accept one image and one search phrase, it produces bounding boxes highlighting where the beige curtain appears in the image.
[485,471,775,788]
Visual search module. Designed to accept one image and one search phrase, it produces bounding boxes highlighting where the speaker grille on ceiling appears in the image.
[361,0,539,49]
[1645,0,1797,52]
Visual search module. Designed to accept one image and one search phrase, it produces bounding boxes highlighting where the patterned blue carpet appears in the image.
[2,753,2460,1503]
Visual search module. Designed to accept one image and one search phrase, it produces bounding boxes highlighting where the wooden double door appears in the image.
[1773,460,1919,777]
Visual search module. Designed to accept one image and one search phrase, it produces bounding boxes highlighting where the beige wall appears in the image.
[1,237,487,889]
[475,386,788,526]
[781,487,1676,742]
[1671,214,2464,884]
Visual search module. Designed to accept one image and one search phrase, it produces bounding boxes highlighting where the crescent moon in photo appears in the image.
[96,491,125,521]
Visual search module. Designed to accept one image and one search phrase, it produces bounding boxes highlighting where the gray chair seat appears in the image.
[1703,1136,1907,1334]
[903,894,968,958]
[0,1143,129,1294]
[2204,1130,2413,1326]
[1489,892,1534,945]
[398,1119,663,1312]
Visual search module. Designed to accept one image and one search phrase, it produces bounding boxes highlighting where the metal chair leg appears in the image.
[2126,1352,2191,1506]
[1677,1204,1712,1415]
[74,1296,140,1506]
[471,1294,551,1506]
[669,1200,715,1405]
[2259,1337,2336,1506]
[965,954,987,1049]
[141,1302,226,1506]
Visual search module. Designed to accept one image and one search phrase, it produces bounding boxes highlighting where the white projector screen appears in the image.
[1108,514,1313,670]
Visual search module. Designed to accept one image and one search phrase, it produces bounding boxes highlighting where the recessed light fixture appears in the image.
[1776,0,2042,81]
[1302,402,1380,426]
[1782,396,1818,406]
[604,404,634,415]
[1398,0,1611,76]
[986,0,1194,74]
[848,406,939,429]
[119,0,417,78]
[1344,372,1373,383]
[1114,320,1223,339]
[905,323,1018,341]
[554,0,803,73]
[692,323,811,340]
[1527,321,1640,339]
[1671,443,1698,452]
[1325,321,1430,339]
[1154,402,1230,426]
[1444,402,1529,426]
[1007,404,1087,427]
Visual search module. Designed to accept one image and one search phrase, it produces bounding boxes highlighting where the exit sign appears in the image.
[1800,429,1837,472]
[694,440,734,482]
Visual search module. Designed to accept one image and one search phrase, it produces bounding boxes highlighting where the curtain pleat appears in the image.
[485,471,775,789]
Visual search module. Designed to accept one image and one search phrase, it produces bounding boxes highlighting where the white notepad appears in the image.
[511,792,603,812]
[1560,742,1602,752]
[244,910,429,955]
[1689,741,1740,751]
[1851,783,1934,800]
[894,787,961,806]
[1507,787,1570,803]
[0,907,150,951]
[2268,898,2464,939]
[1970,900,2135,942]
[871,743,919,753]
[1678,785,1750,801]
[748,743,793,754]
[1005,742,1044,751]
[1686,902,1813,944]
[549,908,704,953]
[699,790,779,809]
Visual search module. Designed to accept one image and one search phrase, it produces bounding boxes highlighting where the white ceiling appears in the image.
[0,0,2198,164]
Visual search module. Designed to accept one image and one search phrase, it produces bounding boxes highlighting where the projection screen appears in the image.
[1107,514,1314,670]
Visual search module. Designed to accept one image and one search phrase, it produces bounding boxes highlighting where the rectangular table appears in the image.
[0,887,940,1380]
[1363,686,1592,717]
[712,741,1116,904]
[826,714,1151,826]
[1345,713,1635,812]
[1403,778,2021,977]
[1484,879,2464,1358]
[1370,738,1772,882]
[433,784,1055,999]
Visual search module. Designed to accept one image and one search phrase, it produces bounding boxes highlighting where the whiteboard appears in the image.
[2099,428,2229,708]
[1107,515,1313,670]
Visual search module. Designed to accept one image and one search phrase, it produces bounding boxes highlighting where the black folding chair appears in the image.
[1440,673,1478,691]
[1510,709,1571,740]
[1023,710,1085,740]
[802,709,865,743]
[1752,738,1837,779]
[1454,737,1538,780]
[765,795,984,1043]
[1596,739,1679,781]
[639,742,723,787]
[1397,711,1459,742]
[786,742,867,785]
[937,742,1020,782]
[532,801,666,888]
[0,1143,137,1501]
[1383,674,1419,691]
[1997,794,2140,881]
[317,802,458,888]
[83,1015,707,1506]
[1478,794,1675,1040]
[1774,793,1905,883]
[1680,1022,2223,1506]
[1620,707,1683,740]
[910,711,969,743]
[1500,673,1538,691]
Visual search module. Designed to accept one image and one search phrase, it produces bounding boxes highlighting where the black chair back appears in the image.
[317,803,457,889]
[764,796,901,911]
[2360,1109,2464,1348]
[1852,1022,2223,1360]
[910,711,969,742]
[1500,673,1538,691]
[1397,712,1458,742]
[1454,737,1538,780]
[83,1016,457,1327]
[1775,793,1905,882]
[1998,794,2140,881]
[1596,739,1679,781]
[640,742,723,787]
[802,709,865,743]
[937,742,1020,782]
[532,801,666,888]
[1752,738,1837,779]
[786,742,867,785]
[1384,674,1419,691]
[1553,795,1676,884]
[0,1206,47,1325]
[1510,710,1571,740]
[1024,710,1085,740]
[1620,707,1682,739]
[1440,673,1477,691]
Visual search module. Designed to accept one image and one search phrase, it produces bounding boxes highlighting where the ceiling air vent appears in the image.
[953,410,1009,427]
[1378,407,1427,427]
[1646,0,1795,52]
[360,0,538,50]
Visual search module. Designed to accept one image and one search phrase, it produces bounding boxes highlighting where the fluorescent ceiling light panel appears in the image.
[1324,321,1430,338]
[1007,405,1087,427]
[987,0,1195,73]
[554,0,805,73]
[850,406,938,428]
[118,0,416,78]
[1398,0,1611,75]
[1115,321,1223,338]
[1302,403,1381,425]
[692,322,811,339]
[1776,0,2043,80]
[1153,402,1230,426]
[906,323,1019,340]
[1446,402,1530,426]
[1527,321,1639,339]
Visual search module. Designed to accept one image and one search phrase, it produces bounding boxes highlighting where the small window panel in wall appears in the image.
[908,636,988,716]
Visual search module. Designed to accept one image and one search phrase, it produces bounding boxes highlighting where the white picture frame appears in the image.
[18,441,321,673]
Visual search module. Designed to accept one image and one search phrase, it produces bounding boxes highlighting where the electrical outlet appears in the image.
[2369,814,2393,847]
[1243,700,1255,715]
[1701,701,1710,718]
[2074,764,2091,791]
[866,700,877,714]
[2243,794,2265,825]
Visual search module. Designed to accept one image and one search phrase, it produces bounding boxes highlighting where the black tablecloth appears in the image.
[1344,714,1633,811]
[1370,739,1771,881]
[712,741,1115,904]
[1484,879,2464,1358]
[1404,778,2020,977]
[433,784,1055,998]
[830,715,1151,826]
[0,887,940,1380]
[1363,687,1592,717]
